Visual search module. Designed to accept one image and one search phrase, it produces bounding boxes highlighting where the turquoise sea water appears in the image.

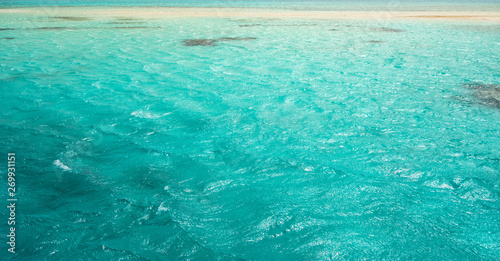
[1,1,500,260]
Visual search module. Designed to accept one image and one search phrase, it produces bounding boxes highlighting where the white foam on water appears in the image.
[131,110,171,119]
[53,159,72,171]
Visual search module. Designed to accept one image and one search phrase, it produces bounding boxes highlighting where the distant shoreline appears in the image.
[1,7,500,22]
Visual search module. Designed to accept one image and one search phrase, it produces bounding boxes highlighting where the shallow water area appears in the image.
[1,3,499,260]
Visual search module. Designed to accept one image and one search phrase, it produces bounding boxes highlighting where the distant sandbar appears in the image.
[1,7,499,22]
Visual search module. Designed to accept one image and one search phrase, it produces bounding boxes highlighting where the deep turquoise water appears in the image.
[1,2,500,260]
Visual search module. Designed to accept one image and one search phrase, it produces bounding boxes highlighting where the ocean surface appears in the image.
[1,1,500,260]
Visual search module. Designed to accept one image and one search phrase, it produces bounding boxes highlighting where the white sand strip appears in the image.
[1,7,500,22]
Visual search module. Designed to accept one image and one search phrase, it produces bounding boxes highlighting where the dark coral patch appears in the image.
[373,27,406,33]
[53,16,91,21]
[217,37,256,41]
[463,82,500,108]
[183,37,256,46]
[239,24,263,27]
[0,28,14,31]
[108,21,145,25]
[366,40,385,43]
[183,39,217,46]
[34,27,74,30]
[3,37,15,40]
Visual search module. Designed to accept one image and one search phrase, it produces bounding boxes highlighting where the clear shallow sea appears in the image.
[1,1,500,260]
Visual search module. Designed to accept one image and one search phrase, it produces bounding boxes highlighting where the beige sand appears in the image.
[1,7,500,22]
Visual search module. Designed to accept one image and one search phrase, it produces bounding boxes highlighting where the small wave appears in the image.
[424,179,454,190]
[131,110,171,119]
